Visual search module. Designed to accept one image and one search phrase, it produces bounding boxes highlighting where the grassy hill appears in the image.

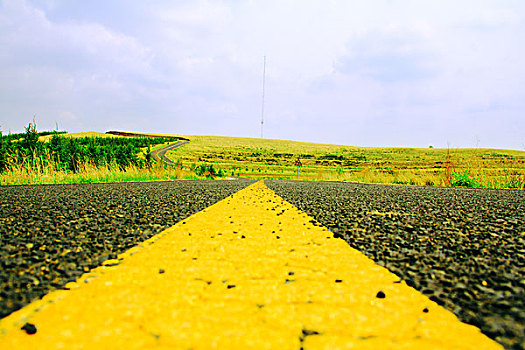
[168,135,525,189]
[2,130,524,188]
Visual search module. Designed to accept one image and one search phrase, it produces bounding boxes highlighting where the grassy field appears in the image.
[167,135,525,189]
[2,131,524,188]
[38,131,119,141]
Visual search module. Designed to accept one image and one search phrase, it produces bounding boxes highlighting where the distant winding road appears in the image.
[151,140,189,166]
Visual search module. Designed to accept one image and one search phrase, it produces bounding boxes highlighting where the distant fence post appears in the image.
[295,159,302,180]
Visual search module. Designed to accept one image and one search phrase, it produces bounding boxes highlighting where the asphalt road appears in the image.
[150,140,189,166]
[1,180,523,348]
[0,180,254,319]
[266,180,524,349]
[0,181,501,349]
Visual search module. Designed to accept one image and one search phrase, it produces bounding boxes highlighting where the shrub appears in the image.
[194,163,224,178]
[393,179,407,185]
[450,171,480,188]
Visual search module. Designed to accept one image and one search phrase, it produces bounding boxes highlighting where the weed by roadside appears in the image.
[450,171,480,188]
[194,163,224,178]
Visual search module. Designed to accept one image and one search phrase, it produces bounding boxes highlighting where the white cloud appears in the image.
[0,0,167,132]
[335,28,438,83]
[1,0,524,149]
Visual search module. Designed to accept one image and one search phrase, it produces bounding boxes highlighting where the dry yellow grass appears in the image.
[0,160,199,186]
[168,135,525,188]
[38,132,121,142]
[4,132,524,188]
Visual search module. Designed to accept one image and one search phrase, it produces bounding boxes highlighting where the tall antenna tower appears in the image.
[260,56,266,138]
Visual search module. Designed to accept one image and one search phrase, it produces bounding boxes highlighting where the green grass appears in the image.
[2,132,524,188]
[168,135,525,189]
[1,125,189,185]
[0,159,207,186]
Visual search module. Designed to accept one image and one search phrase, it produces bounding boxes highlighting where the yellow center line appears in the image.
[0,181,501,349]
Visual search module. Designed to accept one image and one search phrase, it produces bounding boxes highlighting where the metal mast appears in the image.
[260,56,266,138]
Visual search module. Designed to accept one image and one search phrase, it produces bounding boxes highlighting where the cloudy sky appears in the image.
[1,0,524,149]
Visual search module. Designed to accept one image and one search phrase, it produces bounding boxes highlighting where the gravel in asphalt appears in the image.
[266,180,524,349]
[2,179,523,348]
[0,181,502,349]
[0,180,254,319]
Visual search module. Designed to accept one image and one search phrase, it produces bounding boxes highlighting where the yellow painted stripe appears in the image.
[0,181,501,349]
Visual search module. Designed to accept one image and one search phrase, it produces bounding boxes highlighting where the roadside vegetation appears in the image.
[0,122,201,185]
[167,135,525,189]
[1,123,523,189]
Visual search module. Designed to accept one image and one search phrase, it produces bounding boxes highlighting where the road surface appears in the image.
[150,140,189,166]
[0,180,522,348]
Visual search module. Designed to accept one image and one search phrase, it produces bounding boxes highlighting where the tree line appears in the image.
[0,122,178,173]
